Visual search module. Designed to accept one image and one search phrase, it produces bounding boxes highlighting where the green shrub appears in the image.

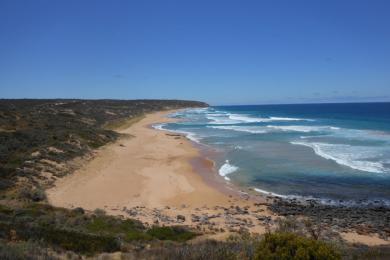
[84,214,150,241]
[86,216,144,235]
[125,230,152,241]
[93,208,106,216]
[146,226,197,242]
[0,204,13,215]
[0,240,55,260]
[30,226,120,254]
[85,217,197,242]
[131,239,238,260]
[17,186,46,202]
[254,232,341,260]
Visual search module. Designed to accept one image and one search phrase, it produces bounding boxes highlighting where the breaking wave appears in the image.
[207,125,340,134]
[206,113,312,125]
[208,125,268,134]
[152,124,201,144]
[291,141,388,174]
[267,125,339,133]
[218,160,239,181]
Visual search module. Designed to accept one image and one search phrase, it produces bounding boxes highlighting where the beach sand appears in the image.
[47,110,270,235]
[46,110,390,244]
[340,232,390,246]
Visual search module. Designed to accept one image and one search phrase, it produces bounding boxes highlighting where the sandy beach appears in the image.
[46,110,390,245]
[47,110,270,235]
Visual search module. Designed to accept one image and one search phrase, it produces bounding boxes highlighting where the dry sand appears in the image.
[340,232,390,246]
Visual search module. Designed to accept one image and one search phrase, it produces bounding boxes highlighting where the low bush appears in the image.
[17,186,46,202]
[34,227,120,254]
[254,232,341,260]
[86,215,150,241]
[0,203,197,255]
[146,226,197,242]
[122,238,245,260]
[0,240,55,260]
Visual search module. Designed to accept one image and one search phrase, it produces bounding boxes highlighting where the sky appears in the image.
[0,0,389,105]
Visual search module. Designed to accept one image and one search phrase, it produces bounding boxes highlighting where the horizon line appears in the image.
[1,98,390,107]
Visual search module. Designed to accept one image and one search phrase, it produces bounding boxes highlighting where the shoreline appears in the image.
[46,109,390,245]
[47,109,271,236]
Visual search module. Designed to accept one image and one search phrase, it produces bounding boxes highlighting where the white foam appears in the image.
[152,123,167,131]
[206,112,312,125]
[299,135,328,139]
[218,160,239,181]
[174,130,201,143]
[269,116,313,121]
[267,125,339,133]
[206,115,241,125]
[184,132,201,143]
[253,188,315,200]
[208,125,340,134]
[208,125,268,134]
[207,113,228,116]
[254,188,289,199]
[291,141,387,173]
[331,129,390,143]
[228,114,311,123]
[228,114,267,123]
[186,108,208,114]
[152,124,201,144]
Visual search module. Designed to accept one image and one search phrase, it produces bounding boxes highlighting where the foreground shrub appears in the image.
[34,227,120,254]
[146,226,197,242]
[86,215,151,241]
[123,239,242,260]
[254,232,341,260]
[0,203,197,255]
[0,240,55,260]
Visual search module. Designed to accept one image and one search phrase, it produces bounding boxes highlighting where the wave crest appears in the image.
[206,112,312,125]
[291,141,387,174]
[267,125,339,133]
[218,160,239,181]
[152,124,201,143]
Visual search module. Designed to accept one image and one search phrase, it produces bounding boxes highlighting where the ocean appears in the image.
[154,103,390,207]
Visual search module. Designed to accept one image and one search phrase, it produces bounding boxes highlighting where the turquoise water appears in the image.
[155,103,390,206]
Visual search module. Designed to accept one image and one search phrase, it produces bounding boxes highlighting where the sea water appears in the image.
[155,103,390,206]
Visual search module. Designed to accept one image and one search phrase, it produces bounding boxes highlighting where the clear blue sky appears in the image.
[1,0,389,105]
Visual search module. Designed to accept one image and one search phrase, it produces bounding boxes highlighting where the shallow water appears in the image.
[155,103,390,206]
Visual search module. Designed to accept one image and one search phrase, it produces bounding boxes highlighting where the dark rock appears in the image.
[72,207,85,214]
[177,215,186,222]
